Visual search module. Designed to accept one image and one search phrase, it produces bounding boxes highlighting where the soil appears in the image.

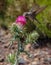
[0,29,51,65]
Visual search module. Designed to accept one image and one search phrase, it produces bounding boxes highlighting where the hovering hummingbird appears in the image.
[23,2,47,24]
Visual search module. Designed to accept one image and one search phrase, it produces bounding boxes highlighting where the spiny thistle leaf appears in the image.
[25,31,39,44]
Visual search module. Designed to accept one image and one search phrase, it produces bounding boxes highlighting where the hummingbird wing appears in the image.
[23,0,39,16]
[28,5,47,22]
[29,0,40,13]
[29,3,40,13]
[34,5,47,15]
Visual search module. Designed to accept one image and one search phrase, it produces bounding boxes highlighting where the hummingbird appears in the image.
[23,1,47,24]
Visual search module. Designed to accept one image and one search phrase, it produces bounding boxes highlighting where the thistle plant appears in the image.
[10,16,26,65]
[10,15,39,65]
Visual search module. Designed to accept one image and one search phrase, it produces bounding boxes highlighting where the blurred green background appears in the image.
[0,0,51,37]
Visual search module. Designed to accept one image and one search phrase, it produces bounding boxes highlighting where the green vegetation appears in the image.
[7,53,15,65]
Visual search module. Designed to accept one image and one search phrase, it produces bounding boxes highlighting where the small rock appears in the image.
[18,57,26,64]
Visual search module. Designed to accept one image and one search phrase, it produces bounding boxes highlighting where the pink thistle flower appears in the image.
[16,16,26,25]
[15,16,26,29]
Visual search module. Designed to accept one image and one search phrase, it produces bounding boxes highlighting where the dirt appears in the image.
[0,29,51,65]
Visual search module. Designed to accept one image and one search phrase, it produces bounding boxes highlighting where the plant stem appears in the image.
[14,40,20,65]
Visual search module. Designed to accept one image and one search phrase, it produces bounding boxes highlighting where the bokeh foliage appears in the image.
[0,0,51,37]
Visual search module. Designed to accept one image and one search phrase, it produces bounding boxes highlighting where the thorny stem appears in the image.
[14,39,33,65]
[14,39,20,65]
[14,49,19,65]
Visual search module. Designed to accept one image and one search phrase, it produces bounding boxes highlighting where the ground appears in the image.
[0,29,51,65]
